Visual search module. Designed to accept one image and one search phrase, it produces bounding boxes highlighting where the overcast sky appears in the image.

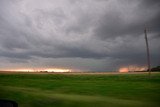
[0,0,159,71]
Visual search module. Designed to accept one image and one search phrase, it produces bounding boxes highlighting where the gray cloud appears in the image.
[0,0,159,71]
[94,0,160,39]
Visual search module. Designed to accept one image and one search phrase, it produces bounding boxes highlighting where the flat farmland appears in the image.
[0,72,160,107]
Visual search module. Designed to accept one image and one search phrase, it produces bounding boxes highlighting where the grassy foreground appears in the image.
[0,72,160,107]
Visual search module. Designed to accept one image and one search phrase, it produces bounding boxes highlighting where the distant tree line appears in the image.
[150,66,160,72]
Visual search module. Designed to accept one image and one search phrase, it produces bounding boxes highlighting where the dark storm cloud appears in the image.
[140,0,160,37]
[94,0,160,39]
[141,0,160,7]
[90,0,160,69]
[94,12,144,39]
[0,0,159,71]
[0,50,31,59]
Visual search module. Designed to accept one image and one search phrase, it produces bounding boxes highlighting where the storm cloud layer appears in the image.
[0,0,159,71]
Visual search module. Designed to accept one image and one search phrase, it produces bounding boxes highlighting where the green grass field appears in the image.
[0,72,160,107]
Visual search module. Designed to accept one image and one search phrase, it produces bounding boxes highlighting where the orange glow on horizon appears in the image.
[119,66,147,72]
[8,69,34,72]
[119,68,129,73]
[44,68,71,72]
[4,68,72,72]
